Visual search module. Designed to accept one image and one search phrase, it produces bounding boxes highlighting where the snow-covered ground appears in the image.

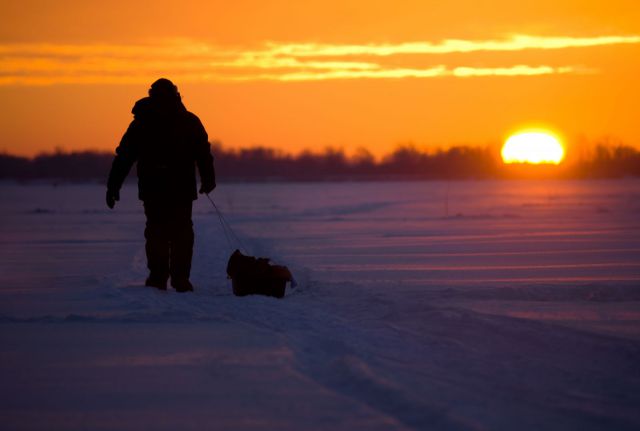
[1,180,639,430]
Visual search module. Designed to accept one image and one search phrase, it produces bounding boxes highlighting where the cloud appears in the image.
[266,35,640,57]
[0,34,636,85]
[250,65,574,82]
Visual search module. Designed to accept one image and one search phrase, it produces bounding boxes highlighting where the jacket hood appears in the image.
[132,96,186,119]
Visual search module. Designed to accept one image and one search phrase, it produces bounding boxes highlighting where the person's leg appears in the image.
[168,200,194,292]
[143,200,170,289]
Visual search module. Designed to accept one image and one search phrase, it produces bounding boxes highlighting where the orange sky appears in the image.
[1,0,639,157]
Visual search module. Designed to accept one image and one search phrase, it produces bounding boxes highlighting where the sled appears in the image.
[226,249,293,298]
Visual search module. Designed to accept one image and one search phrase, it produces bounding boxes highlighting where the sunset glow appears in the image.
[502,131,565,164]
[1,0,640,157]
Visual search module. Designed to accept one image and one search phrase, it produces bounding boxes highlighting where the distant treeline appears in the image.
[1,143,639,182]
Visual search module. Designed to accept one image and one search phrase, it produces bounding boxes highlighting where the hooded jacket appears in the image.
[107,95,215,201]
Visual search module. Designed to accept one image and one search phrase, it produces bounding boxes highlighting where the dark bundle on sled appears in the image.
[226,249,293,298]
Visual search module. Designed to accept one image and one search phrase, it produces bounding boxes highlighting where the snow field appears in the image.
[1,180,639,430]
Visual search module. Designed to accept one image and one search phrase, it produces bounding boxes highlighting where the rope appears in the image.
[205,193,249,254]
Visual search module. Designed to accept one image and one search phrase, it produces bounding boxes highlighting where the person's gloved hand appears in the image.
[199,181,216,195]
[106,189,119,209]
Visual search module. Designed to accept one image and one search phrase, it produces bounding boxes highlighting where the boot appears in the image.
[172,278,194,293]
[145,274,168,290]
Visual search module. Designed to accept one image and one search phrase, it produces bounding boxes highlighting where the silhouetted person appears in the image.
[106,78,216,292]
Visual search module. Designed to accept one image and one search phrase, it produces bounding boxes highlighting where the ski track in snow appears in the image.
[1,181,640,430]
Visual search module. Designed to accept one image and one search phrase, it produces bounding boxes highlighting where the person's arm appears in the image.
[106,120,140,208]
[193,117,216,194]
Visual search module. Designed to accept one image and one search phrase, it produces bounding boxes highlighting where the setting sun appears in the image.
[501,131,565,164]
